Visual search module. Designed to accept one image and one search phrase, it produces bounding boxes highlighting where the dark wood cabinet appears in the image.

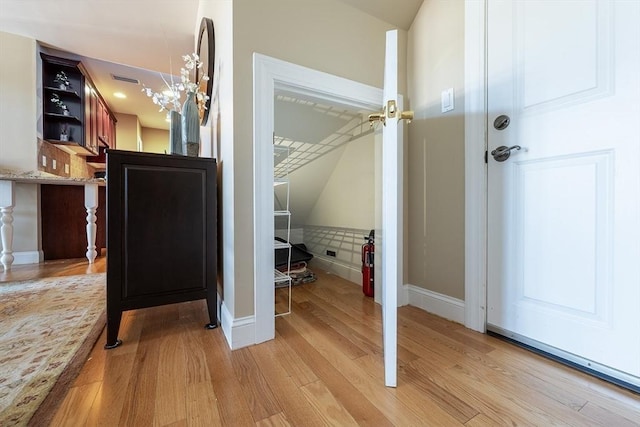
[105,150,218,349]
[41,53,91,153]
[41,52,116,160]
[41,185,106,260]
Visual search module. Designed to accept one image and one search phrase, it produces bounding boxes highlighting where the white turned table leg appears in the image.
[84,183,98,264]
[0,180,15,272]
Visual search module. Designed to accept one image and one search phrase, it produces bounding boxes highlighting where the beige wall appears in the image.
[0,31,40,257]
[197,0,234,310]
[140,127,169,154]
[231,0,403,317]
[407,0,465,300]
[0,31,38,172]
[114,113,141,152]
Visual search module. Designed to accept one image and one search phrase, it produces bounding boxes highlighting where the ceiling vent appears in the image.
[111,74,140,85]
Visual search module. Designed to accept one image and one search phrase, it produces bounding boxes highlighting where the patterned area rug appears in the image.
[0,274,105,426]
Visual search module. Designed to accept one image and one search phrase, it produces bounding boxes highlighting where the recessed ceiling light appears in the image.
[113,92,127,99]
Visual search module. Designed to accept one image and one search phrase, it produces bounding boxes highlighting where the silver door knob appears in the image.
[491,145,521,162]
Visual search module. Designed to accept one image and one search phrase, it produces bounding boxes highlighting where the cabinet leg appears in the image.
[105,338,122,349]
[205,289,218,329]
[105,309,123,349]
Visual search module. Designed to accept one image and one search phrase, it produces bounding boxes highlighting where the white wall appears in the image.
[305,132,375,229]
[275,147,343,227]
[407,0,465,299]
[0,31,41,260]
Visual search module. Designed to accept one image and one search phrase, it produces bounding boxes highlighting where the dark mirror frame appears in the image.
[196,17,215,126]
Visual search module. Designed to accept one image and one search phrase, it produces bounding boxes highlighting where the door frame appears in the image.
[253,53,385,343]
[463,0,488,333]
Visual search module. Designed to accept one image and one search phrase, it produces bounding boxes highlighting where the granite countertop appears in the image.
[0,169,105,185]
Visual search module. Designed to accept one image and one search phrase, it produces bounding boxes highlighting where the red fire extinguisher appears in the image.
[362,230,375,297]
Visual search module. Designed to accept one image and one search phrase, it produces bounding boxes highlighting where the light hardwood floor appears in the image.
[4,257,639,426]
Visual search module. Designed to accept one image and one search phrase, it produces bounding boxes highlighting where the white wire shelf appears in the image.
[274,269,291,284]
[274,241,291,250]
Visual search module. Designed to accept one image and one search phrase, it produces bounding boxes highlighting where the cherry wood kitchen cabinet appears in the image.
[85,82,117,168]
[104,150,218,349]
[41,184,106,260]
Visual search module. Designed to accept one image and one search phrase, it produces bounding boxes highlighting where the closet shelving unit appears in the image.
[274,145,292,317]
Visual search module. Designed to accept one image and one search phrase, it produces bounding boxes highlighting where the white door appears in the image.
[487,0,640,386]
[380,29,402,387]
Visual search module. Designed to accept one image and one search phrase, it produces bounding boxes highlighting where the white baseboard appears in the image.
[309,257,361,285]
[220,301,256,350]
[11,250,43,265]
[406,283,465,324]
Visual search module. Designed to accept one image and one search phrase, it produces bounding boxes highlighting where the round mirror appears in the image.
[196,17,215,126]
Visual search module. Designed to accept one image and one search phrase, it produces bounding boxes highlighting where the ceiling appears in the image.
[0,0,422,131]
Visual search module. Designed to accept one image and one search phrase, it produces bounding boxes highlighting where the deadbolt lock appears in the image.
[494,114,510,130]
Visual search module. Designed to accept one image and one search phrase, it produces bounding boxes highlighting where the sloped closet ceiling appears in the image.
[273,90,375,225]
[273,91,372,176]
[275,96,355,144]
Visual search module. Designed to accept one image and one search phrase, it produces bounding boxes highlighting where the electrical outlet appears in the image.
[326,250,336,257]
[41,155,47,167]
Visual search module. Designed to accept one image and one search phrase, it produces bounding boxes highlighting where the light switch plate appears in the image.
[65,164,70,174]
[441,88,454,113]
[41,155,47,167]
[52,159,57,170]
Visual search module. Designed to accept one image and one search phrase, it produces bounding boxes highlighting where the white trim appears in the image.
[10,250,43,265]
[253,54,276,344]
[406,284,465,325]
[253,53,384,345]
[464,0,488,333]
[220,301,256,350]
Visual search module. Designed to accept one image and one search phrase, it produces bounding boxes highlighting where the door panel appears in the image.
[381,29,400,388]
[487,0,640,383]
[515,152,612,318]
[518,1,610,111]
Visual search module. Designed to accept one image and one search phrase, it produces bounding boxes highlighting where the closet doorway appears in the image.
[272,89,380,317]
[253,53,401,352]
